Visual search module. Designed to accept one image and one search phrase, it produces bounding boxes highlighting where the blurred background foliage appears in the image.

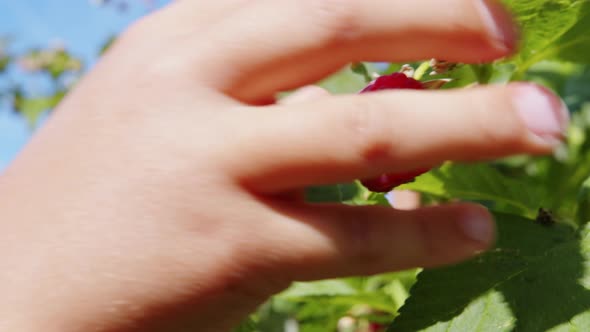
[3,1,590,332]
[0,1,156,126]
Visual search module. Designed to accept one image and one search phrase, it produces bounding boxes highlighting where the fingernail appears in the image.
[458,206,495,244]
[476,0,519,51]
[512,83,570,144]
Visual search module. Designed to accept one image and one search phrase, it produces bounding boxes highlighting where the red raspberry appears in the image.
[369,322,386,332]
[359,72,428,193]
[361,168,430,193]
[360,72,424,92]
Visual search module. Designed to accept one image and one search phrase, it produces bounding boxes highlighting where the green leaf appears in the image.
[318,67,367,94]
[389,212,590,332]
[100,35,117,55]
[14,91,65,126]
[272,276,416,329]
[506,0,583,59]
[292,293,396,315]
[304,181,391,206]
[399,163,546,218]
[502,0,590,75]
[469,64,494,84]
[305,183,361,203]
[553,1,590,64]
[523,61,582,108]
[563,65,590,111]
[47,49,83,79]
[0,54,9,73]
[19,48,83,79]
[351,62,372,83]
[578,176,590,224]
[256,299,296,332]
[304,185,343,203]
[232,317,258,332]
[277,292,394,331]
[280,280,359,298]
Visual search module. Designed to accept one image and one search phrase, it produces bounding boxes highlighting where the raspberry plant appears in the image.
[237,1,590,331]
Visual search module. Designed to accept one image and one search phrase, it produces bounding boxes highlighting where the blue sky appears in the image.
[0,0,168,170]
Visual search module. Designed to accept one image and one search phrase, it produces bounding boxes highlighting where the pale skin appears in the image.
[0,0,570,331]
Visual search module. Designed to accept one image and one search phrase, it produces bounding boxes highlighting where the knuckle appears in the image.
[341,96,396,164]
[305,0,362,43]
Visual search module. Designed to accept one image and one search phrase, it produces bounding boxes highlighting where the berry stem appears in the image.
[413,61,431,80]
[351,62,373,83]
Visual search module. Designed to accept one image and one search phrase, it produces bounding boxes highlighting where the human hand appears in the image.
[0,1,569,331]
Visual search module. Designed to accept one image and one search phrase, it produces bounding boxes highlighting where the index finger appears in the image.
[181,0,518,102]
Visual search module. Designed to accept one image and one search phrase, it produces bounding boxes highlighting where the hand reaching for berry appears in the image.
[0,1,569,331]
